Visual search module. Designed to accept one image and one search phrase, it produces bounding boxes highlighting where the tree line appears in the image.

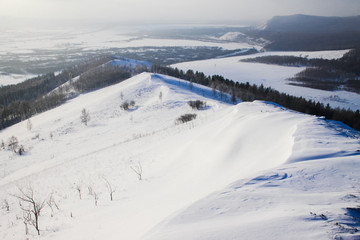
[0,56,142,130]
[0,56,113,106]
[1,56,359,131]
[151,64,360,131]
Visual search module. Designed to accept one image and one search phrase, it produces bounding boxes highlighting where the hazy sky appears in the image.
[1,0,359,24]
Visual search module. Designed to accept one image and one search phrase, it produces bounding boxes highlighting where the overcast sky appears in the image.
[1,0,359,25]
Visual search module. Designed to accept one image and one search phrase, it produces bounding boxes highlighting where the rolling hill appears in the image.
[0,72,359,239]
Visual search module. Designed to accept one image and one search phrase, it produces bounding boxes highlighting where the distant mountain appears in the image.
[256,14,360,51]
[263,14,360,33]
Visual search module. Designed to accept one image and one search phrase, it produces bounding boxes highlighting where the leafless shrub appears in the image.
[27,119,33,131]
[188,100,206,110]
[88,186,93,195]
[159,91,163,102]
[2,199,10,212]
[17,145,25,156]
[14,186,46,235]
[88,186,99,206]
[103,177,116,201]
[131,162,143,180]
[74,182,82,200]
[32,134,40,140]
[80,108,91,126]
[7,136,19,153]
[120,101,136,111]
[6,136,25,155]
[47,192,59,214]
[175,114,197,125]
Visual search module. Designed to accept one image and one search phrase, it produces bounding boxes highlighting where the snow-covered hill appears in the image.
[0,73,359,240]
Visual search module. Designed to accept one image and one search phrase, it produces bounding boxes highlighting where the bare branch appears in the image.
[103,177,116,201]
[2,199,10,212]
[74,182,82,200]
[14,185,46,235]
[47,192,59,214]
[88,186,99,206]
[130,162,143,180]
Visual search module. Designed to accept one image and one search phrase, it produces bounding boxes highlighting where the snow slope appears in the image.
[172,50,360,111]
[0,73,359,240]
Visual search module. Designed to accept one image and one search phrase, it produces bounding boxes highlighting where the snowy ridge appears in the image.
[0,72,359,239]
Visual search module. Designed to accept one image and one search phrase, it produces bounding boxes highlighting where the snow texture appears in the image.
[0,72,359,240]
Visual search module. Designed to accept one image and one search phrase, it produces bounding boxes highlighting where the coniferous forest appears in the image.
[151,65,360,131]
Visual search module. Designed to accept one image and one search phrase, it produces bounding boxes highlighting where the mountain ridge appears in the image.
[263,14,360,33]
[1,72,359,239]
[256,14,360,50]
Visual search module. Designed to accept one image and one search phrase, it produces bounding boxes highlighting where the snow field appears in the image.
[0,72,359,240]
[172,49,360,111]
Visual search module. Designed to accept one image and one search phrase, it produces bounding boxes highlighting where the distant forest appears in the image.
[151,65,360,131]
[0,57,139,129]
[242,48,360,93]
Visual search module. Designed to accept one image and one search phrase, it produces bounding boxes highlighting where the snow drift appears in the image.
[0,72,359,240]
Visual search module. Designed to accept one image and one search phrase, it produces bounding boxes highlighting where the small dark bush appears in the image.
[17,145,25,155]
[7,136,18,153]
[176,114,197,124]
[120,101,136,111]
[188,100,206,110]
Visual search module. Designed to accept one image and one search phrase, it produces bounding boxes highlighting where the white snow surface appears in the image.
[0,72,359,240]
[243,49,351,60]
[172,50,360,111]
[0,73,38,86]
[0,29,255,55]
[218,32,245,41]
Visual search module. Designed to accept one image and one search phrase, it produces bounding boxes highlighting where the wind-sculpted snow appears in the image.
[0,73,359,240]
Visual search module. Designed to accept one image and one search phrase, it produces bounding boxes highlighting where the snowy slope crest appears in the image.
[0,73,359,240]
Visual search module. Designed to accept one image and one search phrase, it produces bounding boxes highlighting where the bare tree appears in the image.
[120,101,136,111]
[14,186,46,235]
[46,192,59,214]
[88,186,99,206]
[17,145,25,156]
[130,162,143,180]
[0,140,5,150]
[103,177,116,201]
[2,199,10,212]
[88,185,93,195]
[159,91,163,102]
[74,182,82,200]
[26,119,32,131]
[80,108,90,126]
[23,210,30,235]
[7,136,19,153]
